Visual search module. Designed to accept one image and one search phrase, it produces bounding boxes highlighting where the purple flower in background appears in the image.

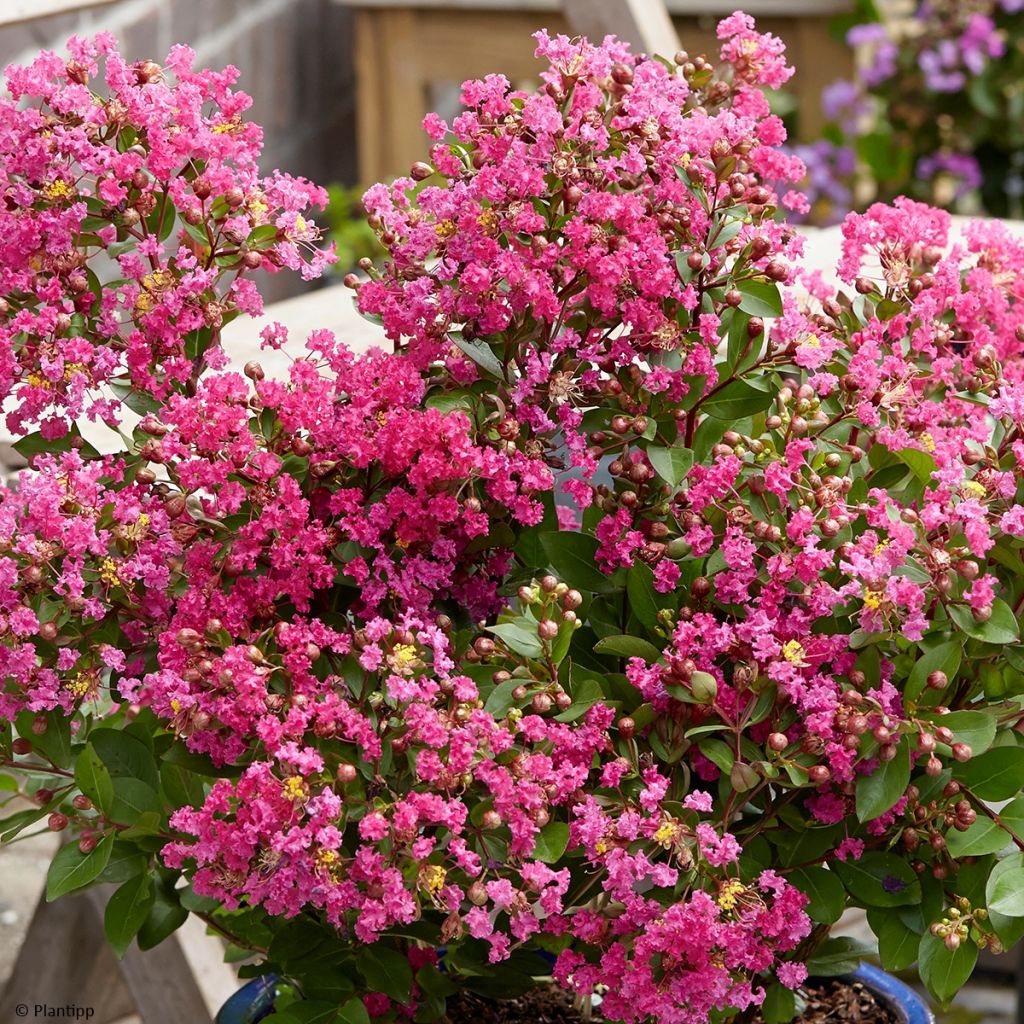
[822,79,870,134]
[920,13,1004,91]
[785,140,856,224]
[961,13,1005,73]
[917,151,983,199]
[1001,0,1024,12]
[847,23,899,86]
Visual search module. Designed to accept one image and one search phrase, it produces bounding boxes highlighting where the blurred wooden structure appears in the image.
[0,0,116,25]
[336,0,853,184]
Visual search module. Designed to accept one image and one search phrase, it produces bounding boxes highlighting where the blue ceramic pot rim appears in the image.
[217,962,935,1024]
[845,962,935,1024]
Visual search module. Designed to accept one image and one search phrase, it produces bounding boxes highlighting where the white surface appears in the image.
[0,0,116,25]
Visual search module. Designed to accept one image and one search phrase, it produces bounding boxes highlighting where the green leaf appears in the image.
[946,794,1024,860]
[46,834,114,901]
[906,640,961,704]
[137,890,188,950]
[539,532,620,594]
[483,679,525,717]
[856,737,910,821]
[532,822,570,863]
[486,622,543,659]
[626,563,663,630]
[160,761,207,809]
[953,745,1024,800]
[15,710,72,769]
[928,710,997,756]
[869,909,921,972]
[760,982,796,1024]
[918,931,978,1007]
[96,842,147,884]
[788,866,845,925]
[109,777,162,821]
[337,998,371,1024]
[247,224,281,250]
[832,852,921,907]
[987,866,1024,916]
[736,278,783,318]
[593,634,662,661]
[949,598,1020,644]
[805,936,876,976]
[89,729,160,789]
[104,873,155,959]
[357,946,413,1005]
[896,447,937,484]
[946,815,1012,858]
[646,446,693,488]
[701,378,774,420]
[450,333,504,380]
[986,854,1024,946]
[75,743,114,815]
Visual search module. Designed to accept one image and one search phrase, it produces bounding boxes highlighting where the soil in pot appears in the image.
[445,979,899,1024]
[749,978,899,1024]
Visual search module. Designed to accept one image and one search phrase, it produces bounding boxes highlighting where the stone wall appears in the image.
[0,0,358,299]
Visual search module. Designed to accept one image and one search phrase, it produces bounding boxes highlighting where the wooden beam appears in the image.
[333,1,851,14]
[0,0,117,26]
[0,888,217,1024]
[562,0,680,55]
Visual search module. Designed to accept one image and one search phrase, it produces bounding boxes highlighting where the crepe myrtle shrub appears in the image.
[4,17,1024,1024]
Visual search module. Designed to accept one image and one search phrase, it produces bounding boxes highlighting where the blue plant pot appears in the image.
[846,962,935,1024]
[216,962,935,1023]
[214,974,286,1024]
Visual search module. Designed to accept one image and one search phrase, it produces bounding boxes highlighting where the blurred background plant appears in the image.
[788,0,1024,224]
[323,182,384,276]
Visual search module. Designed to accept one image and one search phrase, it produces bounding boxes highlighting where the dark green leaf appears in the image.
[646,446,693,488]
[953,745,1024,800]
[357,946,413,1005]
[532,822,570,864]
[760,982,796,1024]
[805,936,875,977]
[450,334,504,380]
[75,743,114,815]
[869,909,920,972]
[137,890,188,950]
[47,834,114,901]
[89,729,160,789]
[856,737,910,821]
[337,998,371,1024]
[539,532,620,594]
[737,278,783,318]
[949,598,1019,645]
[906,640,961,704]
[832,852,921,907]
[104,873,155,958]
[788,866,845,925]
[487,622,543,659]
[918,931,977,1007]
[701,378,774,420]
[593,634,662,661]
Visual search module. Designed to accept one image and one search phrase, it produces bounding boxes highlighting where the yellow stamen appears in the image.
[782,639,805,664]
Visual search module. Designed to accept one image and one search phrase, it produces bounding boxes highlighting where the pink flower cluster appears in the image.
[5,15,1024,1023]
[0,35,333,441]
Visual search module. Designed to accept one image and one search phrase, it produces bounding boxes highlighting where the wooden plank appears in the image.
[0,887,215,1024]
[563,0,680,56]
[334,0,851,13]
[0,0,117,25]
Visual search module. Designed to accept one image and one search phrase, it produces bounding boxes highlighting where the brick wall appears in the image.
[0,0,358,299]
